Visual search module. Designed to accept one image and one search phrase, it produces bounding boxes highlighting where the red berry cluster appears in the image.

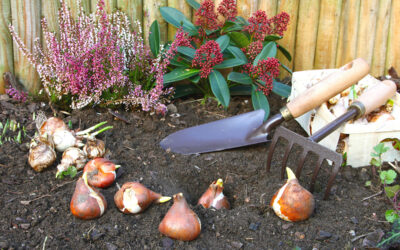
[217,0,238,21]
[192,40,224,78]
[242,40,263,61]
[242,58,280,96]
[243,10,290,40]
[194,0,221,31]
[270,12,290,36]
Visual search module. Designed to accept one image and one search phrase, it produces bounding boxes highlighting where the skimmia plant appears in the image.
[9,0,173,114]
[160,0,292,118]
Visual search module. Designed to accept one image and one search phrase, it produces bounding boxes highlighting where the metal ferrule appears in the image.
[279,106,293,121]
[349,101,366,119]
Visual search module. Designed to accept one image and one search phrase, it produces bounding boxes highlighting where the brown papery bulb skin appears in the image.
[40,117,69,137]
[70,173,107,220]
[56,147,87,177]
[83,158,118,188]
[114,182,168,214]
[28,136,56,172]
[270,168,315,222]
[84,139,106,159]
[198,179,230,210]
[159,193,201,241]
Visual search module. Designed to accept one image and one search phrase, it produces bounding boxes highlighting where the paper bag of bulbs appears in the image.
[290,69,400,167]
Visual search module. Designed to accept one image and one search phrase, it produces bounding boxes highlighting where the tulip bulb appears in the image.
[114,182,170,214]
[70,172,107,220]
[159,193,201,241]
[83,139,106,159]
[52,128,84,152]
[198,179,230,210]
[83,158,120,188]
[270,168,315,222]
[56,147,87,178]
[28,135,57,172]
[39,117,69,137]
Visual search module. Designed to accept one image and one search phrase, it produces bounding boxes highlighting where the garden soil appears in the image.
[0,93,393,249]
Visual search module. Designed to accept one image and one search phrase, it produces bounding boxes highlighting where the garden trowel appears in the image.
[160,58,369,155]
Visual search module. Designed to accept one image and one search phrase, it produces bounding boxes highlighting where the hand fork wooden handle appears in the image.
[266,80,396,199]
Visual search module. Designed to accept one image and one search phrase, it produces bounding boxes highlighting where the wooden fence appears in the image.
[0,0,399,94]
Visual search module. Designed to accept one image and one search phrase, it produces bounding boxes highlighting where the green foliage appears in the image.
[149,21,161,57]
[56,166,78,179]
[380,170,397,185]
[370,142,390,170]
[160,0,291,117]
[0,119,26,145]
[378,218,400,247]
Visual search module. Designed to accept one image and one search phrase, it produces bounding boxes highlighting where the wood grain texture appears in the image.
[371,0,391,76]
[117,0,143,28]
[277,0,299,77]
[335,0,361,68]
[167,0,191,41]
[356,0,378,65]
[258,0,278,17]
[314,0,342,69]
[386,0,399,74]
[143,0,167,45]
[294,0,320,71]
[11,0,41,93]
[0,0,13,93]
[91,0,116,13]
[237,0,258,18]
[65,0,91,18]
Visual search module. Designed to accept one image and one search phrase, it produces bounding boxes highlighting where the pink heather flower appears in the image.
[5,87,28,102]
[242,58,280,96]
[217,0,237,21]
[242,40,263,62]
[195,0,221,31]
[270,12,290,36]
[243,10,271,41]
[192,40,224,78]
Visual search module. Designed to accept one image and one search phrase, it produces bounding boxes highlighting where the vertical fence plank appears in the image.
[41,0,60,34]
[386,0,399,74]
[371,0,391,76]
[0,0,13,94]
[356,0,378,66]
[258,0,278,17]
[117,0,143,29]
[314,0,342,69]
[294,0,319,71]
[143,0,167,44]
[66,0,91,18]
[237,0,258,18]
[335,0,360,67]
[11,0,41,93]
[277,0,299,77]
[167,0,191,41]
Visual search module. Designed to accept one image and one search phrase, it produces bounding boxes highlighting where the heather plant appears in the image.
[160,0,292,118]
[9,0,173,114]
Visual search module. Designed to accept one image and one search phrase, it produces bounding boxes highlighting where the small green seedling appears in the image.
[56,166,78,179]
[381,169,397,185]
[370,142,390,171]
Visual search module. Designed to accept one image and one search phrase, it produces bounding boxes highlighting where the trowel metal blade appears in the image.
[160,109,269,155]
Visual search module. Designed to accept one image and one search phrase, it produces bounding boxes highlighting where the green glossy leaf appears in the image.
[265,35,282,42]
[170,58,191,67]
[235,16,249,25]
[277,44,292,61]
[380,170,397,185]
[251,86,270,120]
[386,210,400,223]
[215,35,230,52]
[227,72,253,85]
[253,42,277,66]
[149,21,160,57]
[209,70,230,107]
[221,21,243,33]
[214,58,245,69]
[280,62,293,74]
[385,185,400,198]
[163,68,200,86]
[189,74,200,83]
[228,32,250,48]
[272,80,291,97]
[229,85,252,95]
[159,7,197,35]
[186,0,200,10]
[177,46,196,59]
[227,46,248,63]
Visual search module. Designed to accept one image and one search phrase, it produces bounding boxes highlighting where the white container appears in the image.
[289,69,400,167]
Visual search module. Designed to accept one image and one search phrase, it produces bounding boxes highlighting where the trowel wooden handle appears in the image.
[353,80,396,116]
[286,58,370,118]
